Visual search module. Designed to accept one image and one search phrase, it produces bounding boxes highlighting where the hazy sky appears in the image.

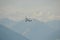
[0,0,60,22]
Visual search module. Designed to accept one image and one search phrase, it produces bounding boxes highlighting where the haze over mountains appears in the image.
[0,18,60,40]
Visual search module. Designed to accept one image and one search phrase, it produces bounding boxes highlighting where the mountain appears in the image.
[47,20,60,30]
[11,19,44,34]
[0,24,29,40]
[11,19,60,40]
[0,18,60,40]
[0,18,16,28]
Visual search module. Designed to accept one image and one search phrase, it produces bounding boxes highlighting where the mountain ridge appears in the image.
[0,24,29,40]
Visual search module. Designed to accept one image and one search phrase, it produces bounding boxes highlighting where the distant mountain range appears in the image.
[0,18,60,40]
[0,24,28,40]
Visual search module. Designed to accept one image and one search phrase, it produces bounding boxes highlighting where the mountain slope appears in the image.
[11,19,44,34]
[0,18,60,40]
[0,24,28,40]
[11,19,60,40]
[0,18,16,28]
[47,20,60,30]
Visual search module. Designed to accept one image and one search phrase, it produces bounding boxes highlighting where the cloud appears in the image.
[32,11,60,23]
[0,5,60,22]
[0,5,26,21]
[0,0,60,22]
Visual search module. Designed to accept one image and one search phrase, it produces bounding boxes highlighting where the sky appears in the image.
[0,0,60,22]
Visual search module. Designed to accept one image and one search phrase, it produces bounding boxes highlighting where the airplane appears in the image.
[25,16,32,22]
